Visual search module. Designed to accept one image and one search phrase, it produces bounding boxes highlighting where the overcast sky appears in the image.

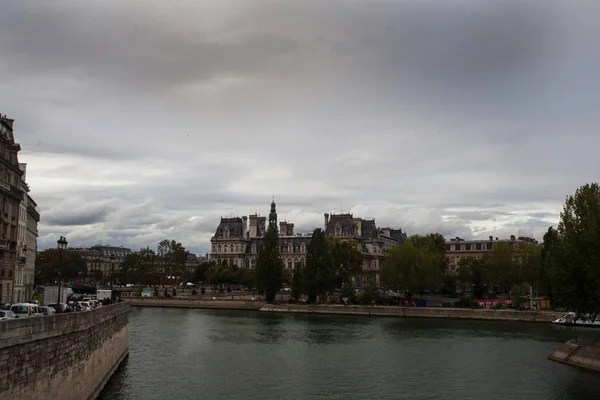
[1,1,599,254]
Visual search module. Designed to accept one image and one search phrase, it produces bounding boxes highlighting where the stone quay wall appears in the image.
[128,297,264,310]
[260,304,562,323]
[549,340,600,372]
[0,302,130,400]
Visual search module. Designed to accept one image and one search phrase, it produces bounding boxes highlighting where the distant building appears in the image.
[77,245,132,279]
[210,200,407,283]
[445,234,538,274]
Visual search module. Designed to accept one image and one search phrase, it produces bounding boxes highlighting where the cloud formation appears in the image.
[1,1,599,253]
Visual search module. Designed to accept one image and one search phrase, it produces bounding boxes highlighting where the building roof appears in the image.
[213,217,245,239]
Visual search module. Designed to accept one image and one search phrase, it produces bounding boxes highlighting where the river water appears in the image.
[99,307,600,400]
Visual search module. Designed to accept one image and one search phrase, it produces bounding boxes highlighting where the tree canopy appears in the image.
[35,249,86,284]
[303,229,334,303]
[381,240,439,296]
[543,183,600,312]
[255,226,284,302]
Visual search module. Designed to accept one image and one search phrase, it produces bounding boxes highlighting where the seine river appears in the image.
[99,307,600,400]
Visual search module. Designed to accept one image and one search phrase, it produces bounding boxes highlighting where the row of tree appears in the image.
[255,227,364,302]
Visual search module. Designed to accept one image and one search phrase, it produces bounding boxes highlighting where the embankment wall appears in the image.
[549,340,600,372]
[260,304,561,323]
[128,297,264,310]
[0,302,130,400]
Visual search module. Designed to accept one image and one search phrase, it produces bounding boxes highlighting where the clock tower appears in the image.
[269,197,277,229]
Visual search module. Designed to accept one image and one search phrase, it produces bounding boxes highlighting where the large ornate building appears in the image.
[210,200,408,283]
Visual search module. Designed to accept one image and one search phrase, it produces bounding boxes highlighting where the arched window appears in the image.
[245,259,250,269]
[251,258,256,268]
[335,224,341,236]
[224,245,228,253]
[287,260,292,269]
[218,245,222,253]
[223,259,228,266]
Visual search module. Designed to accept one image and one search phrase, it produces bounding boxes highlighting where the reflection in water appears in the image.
[99,308,600,400]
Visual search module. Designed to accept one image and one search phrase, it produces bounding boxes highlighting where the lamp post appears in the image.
[56,236,68,305]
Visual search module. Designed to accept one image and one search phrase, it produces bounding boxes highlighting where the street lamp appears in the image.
[56,236,68,305]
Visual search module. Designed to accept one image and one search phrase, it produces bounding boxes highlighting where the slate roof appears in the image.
[213,217,245,239]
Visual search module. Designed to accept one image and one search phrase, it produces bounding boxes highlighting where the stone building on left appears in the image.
[0,114,40,304]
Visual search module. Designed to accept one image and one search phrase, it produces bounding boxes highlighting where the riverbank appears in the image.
[128,297,264,310]
[549,340,600,372]
[129,298,561,323]
[260,303,562,323]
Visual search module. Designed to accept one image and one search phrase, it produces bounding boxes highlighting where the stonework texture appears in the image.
[0,302,129,400]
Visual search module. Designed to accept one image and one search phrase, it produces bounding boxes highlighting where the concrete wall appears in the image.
[549,340,600,372]
[260,304,562,323]
[0,302,129,400]
[129,297,264,310]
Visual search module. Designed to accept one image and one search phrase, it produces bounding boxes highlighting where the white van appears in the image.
[10,303,42,318]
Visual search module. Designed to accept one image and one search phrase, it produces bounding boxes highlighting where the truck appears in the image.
[40,286,73,306]
[96,289,112,301]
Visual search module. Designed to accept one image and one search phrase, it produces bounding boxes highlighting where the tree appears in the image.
[340,280,356,303]
[381,241,439,297]
[255,226,284,303]
[545,183,600,313]
[157,239,187,281]
[485,242,518,294]
[409,233,448,273]
[327,238,363,287]
[35,249,86,284]
[291,263,305,301]
[193,261,213,283]
[303,229,334,303]
[457,257,488,298]
[540,226,559,299]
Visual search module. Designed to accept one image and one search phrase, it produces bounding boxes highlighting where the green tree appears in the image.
[457,257,488,298]
[340,280,356,303]
[327,238,364,287]
[303,229,334,303]
[291,263,305,301]
[357,281,381,305]
[255,226,284,303]
[35,249,86,284]
[546,183,600,313]
[409,233,448,273]
[485,242,518,294]
[381,241,439,297]
[158,239,187,281]
[540,226,559,299]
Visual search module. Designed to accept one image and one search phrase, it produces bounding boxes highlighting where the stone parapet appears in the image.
[549,340,600,372]
[0,302,130,400]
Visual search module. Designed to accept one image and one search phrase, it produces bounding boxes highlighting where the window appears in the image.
[245,259,250,269]
[251,259,256,268]
[450,245,455,251]
[218,245,222,253]
[287,260,292,269]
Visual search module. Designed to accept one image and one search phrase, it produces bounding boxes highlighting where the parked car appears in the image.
[10,303,42,318]
[0,310,18,320]
[48,303,70,313]
[40,306,56,315]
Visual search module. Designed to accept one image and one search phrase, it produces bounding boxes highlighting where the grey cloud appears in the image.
[3,1,599,253]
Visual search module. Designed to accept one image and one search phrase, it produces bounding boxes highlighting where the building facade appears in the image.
[25,195,39,301]
[210,200,408,283]
[77,245,132,280]
[0,115,34,304]
[445,235,538,274]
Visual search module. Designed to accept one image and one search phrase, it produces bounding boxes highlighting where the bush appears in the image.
[442,302,454,308]
[494,302,504,310]
[226,285,232,293]
[200,286,206,295]
[192,288,197,295]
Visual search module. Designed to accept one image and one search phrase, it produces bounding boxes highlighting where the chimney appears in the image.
[288,223,294,236]
[489,236,493,241]
[242,216,248,239]
[249,214,257,238]
[279,221,286,235]
[324,213,329,230]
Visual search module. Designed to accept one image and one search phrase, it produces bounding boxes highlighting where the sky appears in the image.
[1,0,599,254]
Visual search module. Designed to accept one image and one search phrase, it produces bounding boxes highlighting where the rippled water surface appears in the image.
[99,307,600,400]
